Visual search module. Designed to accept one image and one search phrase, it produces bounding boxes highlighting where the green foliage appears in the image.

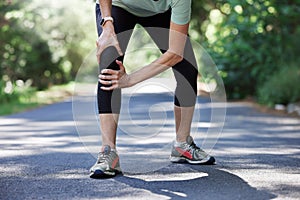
[0,82,74,116]
[24,0,96,79]
[1,1,64,90]
[0,0,95,107]
[258,64,300,107]
[191,0,300,103]
[0,79,36,104]
[1,0,299,109]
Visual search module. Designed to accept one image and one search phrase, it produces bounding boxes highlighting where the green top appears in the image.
[97,0,192,25]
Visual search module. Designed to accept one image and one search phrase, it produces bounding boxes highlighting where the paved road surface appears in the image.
[0,93,299,200]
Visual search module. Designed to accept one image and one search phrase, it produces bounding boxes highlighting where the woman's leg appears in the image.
[172,39,198,142]
[96,5,136,148]
[139,12,198,142]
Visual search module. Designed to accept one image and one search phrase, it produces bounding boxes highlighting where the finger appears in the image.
[99,74,118,80]
[101,69,119,75]
[100,85,116,91]
[99,79,113,85]
[100,81,118,91]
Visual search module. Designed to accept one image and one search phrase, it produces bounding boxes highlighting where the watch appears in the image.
[100,16,114,27]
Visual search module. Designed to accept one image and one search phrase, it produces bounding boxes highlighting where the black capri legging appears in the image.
[96,5,198,114]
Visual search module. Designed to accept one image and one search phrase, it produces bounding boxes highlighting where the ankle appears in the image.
[101,144,116,151]
[176,135,188,143]
[174,140,186,146]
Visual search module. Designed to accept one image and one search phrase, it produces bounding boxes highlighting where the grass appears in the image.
[0,82,74,116]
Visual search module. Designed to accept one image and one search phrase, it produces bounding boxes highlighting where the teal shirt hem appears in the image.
[96,0,191,25]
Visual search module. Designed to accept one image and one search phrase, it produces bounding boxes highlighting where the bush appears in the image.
[1,0,96,91]
[258,64,300,107]
[0,79,36,104]
[0,1,64,90]
[191,0,300,99]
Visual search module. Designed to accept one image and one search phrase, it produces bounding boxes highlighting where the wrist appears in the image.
[101,16,114,27]
[102,22,114,33]
[127,74,135,87]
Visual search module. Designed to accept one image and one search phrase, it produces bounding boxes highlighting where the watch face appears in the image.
[100,19,104,25]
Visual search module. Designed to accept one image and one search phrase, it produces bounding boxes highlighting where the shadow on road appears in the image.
[1,97,299,199]
[0,150,276,200]
[114,164,276,200]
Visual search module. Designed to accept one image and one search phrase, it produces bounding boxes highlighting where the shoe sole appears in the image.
[170,156,216,165]
[90,169,122,179]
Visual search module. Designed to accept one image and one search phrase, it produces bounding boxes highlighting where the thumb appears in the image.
[116,60,125,71]
[115,43,123,56]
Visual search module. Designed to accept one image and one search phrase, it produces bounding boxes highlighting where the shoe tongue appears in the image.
[186,136,194,145]
[102,145,111,155]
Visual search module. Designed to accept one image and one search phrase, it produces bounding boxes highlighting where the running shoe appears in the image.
[170,136,216,165]
[89,145,122,179]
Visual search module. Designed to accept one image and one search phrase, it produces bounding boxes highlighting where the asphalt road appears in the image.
[0,92,299,200]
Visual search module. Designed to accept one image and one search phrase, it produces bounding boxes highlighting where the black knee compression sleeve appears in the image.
[172,38,198,107]
[172,58,198,107]
[97,46,123,114]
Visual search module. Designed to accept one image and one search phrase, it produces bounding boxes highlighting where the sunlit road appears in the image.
[0,93,299,200]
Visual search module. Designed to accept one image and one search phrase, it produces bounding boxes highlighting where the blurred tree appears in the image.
[1,0,299,106]
[24,0,96,79]
[191,0,300,101]
[0,0,60,90]
[0,0,96,92]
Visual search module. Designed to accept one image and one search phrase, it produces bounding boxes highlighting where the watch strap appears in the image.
[101,16,114,26]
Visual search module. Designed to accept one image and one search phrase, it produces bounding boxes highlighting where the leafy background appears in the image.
[0,0,299,111]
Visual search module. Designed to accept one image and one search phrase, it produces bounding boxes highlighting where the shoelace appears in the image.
[190,141,200,149]
[188,142,207,155]
[97,152,109,164]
